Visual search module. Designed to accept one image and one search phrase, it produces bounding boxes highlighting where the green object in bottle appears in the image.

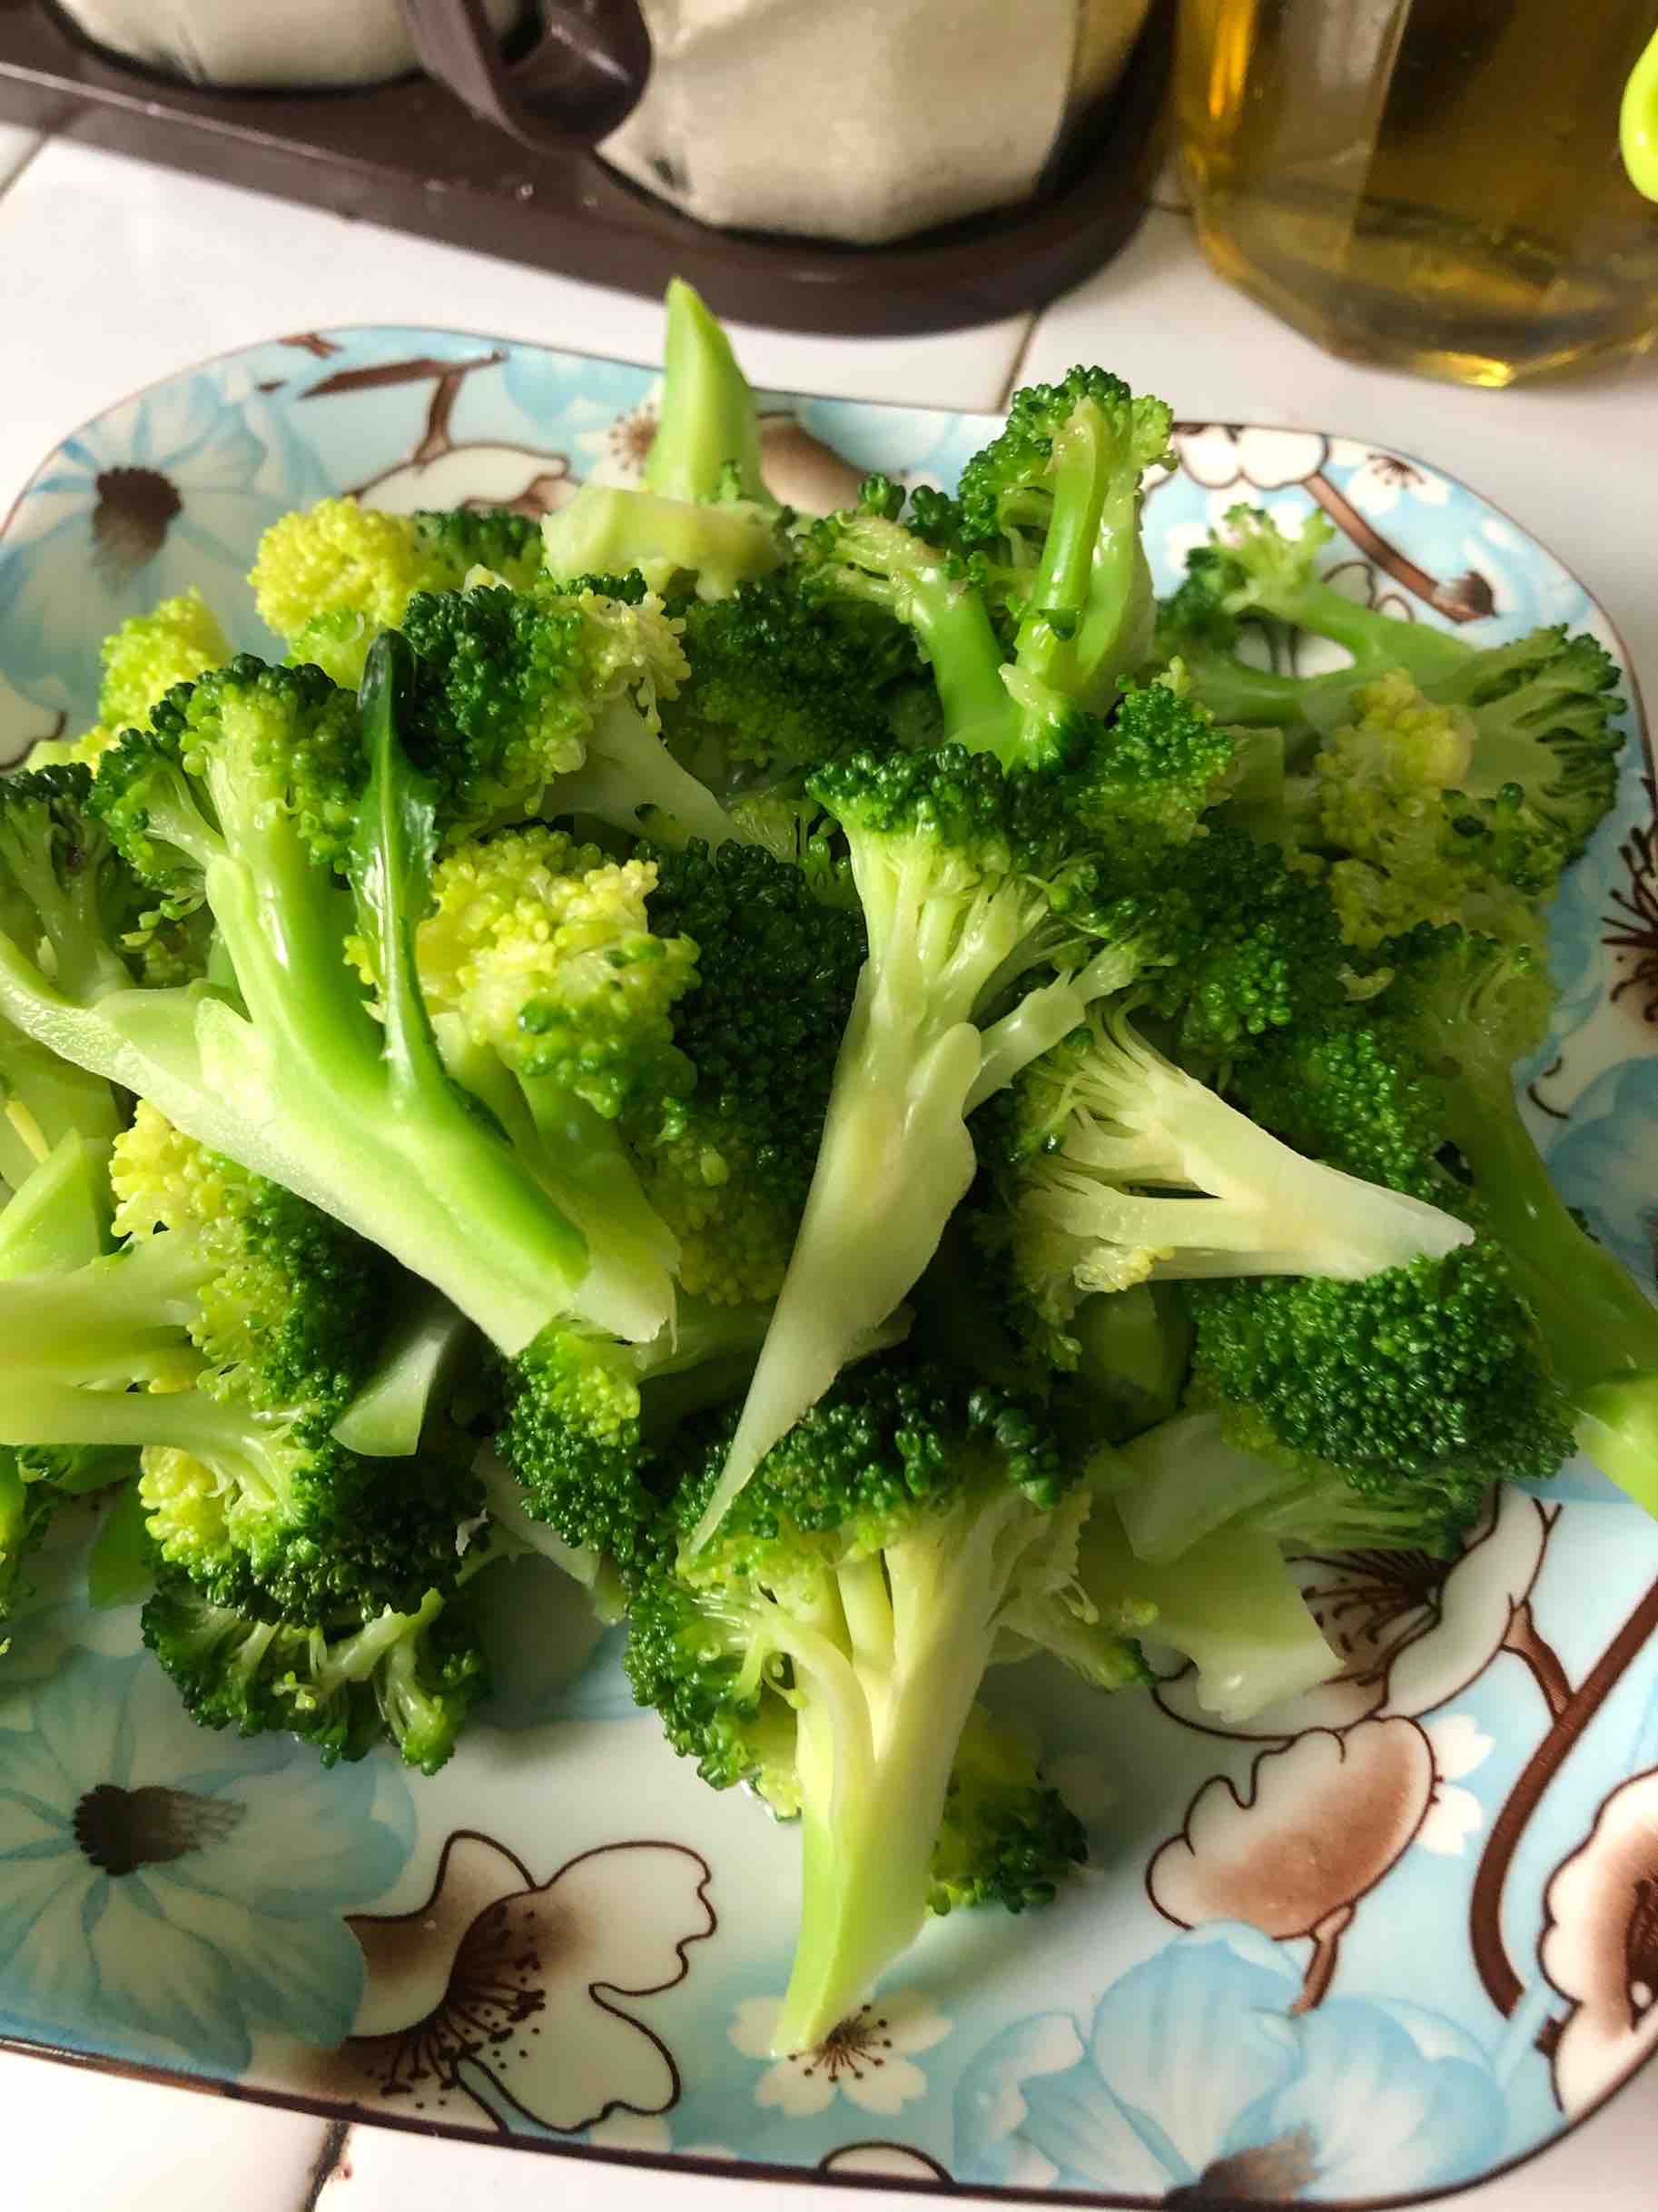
[1623,22,1658,201]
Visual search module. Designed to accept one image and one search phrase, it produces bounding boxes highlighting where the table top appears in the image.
[1,109,1655,2212]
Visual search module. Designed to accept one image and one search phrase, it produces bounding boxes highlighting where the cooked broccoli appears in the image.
[0,645,636,1356]
[410,824,698,1340]
[1160,509,1626,862]
[663,571,915,785]
[803,372,1179,777]
[501,1296,775,1574]
[252,498,544,686]
[1074,1492,1338,1723]
[928,1705,1089,1916]
[626,1356,1143,2051]
[143,1569,489,1773]
[543,283,784,600]
[642,278,772,508]
[0,1104,480,1623]
[1181,1235,1572,1539]
[623,835,868,1308]
[697,745,1144,1542]
[1385,924,1658,1511]
[997,999,1471,1325]
[32,589,235,769]
[396,575,736,846]
[956,368,1172,716]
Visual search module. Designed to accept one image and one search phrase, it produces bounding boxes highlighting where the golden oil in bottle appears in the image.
[1177,0,1658,386]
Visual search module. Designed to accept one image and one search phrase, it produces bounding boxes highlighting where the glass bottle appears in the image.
[1177,0,1658,386]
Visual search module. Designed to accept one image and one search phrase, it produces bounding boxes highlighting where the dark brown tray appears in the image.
[0,0,1169,337]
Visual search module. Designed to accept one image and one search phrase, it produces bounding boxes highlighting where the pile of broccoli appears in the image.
[1,276,1647,2059]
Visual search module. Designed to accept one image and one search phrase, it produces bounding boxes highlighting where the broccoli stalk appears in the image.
[1111,1406,1484,1561]
[627,1360,1140,2053]
[1002,1000,1471,1308]
[1073,1491,1338,1723]
[543,284,782,600]
[696,746,1134,1544]
[0,647,633,1357]
[642,278,771,506]
[1387,927,1658,1511]
[1162,509,1626,859]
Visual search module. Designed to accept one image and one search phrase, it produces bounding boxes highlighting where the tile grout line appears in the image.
[993,312,1041,411]
[297,2118,353,2209]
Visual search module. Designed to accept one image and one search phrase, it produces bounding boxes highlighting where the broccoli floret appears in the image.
[696,746,1145,1541]
[803,372,1176,775]
[1182,1235,1573,1528]
[1140,823,1370,1069]
[33,589,235,769]
[664,572,913,785]
[626,1356,1144,2052]
[1380,923,1658,1512]
[957,368,1173,719]
[1232,922,1658,1513]
[624,837,868,1308]
[801,487,1021,757]
[1160,509,1626,863]
[0,1106,481,1622]
[997,1000,1471,1325]
[409,825,698,1338]
[0,643,630,1357]
[500,1297,775,1574]
[928,1706,1087,1915]
[251,498,543,686]
[143,1571,489,1773]
[397,578,736,846]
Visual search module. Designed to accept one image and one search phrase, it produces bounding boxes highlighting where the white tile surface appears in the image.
[317,2116,935,2212]
[1021,208,1658,710]
[0,2049,330,2211]
[0,140,1029,520]
[0,123,40,197]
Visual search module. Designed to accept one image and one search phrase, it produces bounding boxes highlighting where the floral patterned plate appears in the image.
[1,333,1655,2208]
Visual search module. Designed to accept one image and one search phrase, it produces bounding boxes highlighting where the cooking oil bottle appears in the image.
[1177,0,1658,386]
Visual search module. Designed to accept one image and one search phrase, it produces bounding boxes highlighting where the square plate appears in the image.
[1,332,1655,2206]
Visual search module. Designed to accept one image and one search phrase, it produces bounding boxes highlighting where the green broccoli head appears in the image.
[251,498,543,686]
[957,368,1172,549]
[664,571,914,782]
[0,763,151,1005]
[929,1705,1088,1915]
[93,657,363,891]
[1186,1237,1574,1511]
[142,1573,489,1773]
[416,827,697,1118]
[624,836,866,1305]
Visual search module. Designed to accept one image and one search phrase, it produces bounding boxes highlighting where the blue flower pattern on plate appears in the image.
[0,327,1653,2201]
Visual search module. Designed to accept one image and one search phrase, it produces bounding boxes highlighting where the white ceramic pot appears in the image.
[56,0,523,89]
[600,0,1155,244]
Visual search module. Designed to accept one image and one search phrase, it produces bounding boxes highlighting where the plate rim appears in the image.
[0,323,1654,2207]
